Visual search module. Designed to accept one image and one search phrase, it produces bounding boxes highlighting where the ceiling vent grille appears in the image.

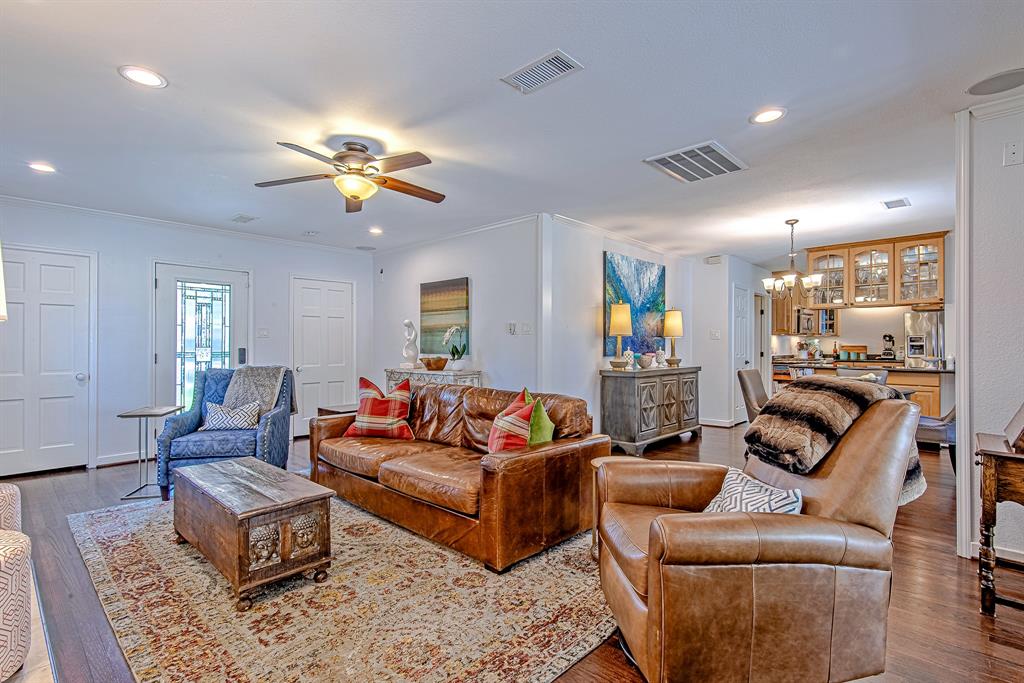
[644,140,747,184]
[231,213,259,223]
[882,197,911,209]
[501,49,583,94]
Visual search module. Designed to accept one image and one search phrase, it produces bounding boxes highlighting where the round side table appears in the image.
[590,455,642,561]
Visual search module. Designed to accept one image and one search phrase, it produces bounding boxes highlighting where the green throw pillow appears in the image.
[526,395,554,446]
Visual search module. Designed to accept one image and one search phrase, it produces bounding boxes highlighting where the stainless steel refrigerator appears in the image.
[904,311,944,368]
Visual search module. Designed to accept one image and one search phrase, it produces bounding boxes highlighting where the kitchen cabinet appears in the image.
[807,248,849,309]
[894,237,944,305]
[815,309,840,336]
[849,243,894,306]
[889,371,941,417]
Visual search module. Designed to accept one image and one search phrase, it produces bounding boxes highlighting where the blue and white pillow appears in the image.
[199,401,261,431]
[704,468,803,514]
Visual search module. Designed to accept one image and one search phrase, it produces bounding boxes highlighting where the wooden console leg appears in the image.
[236,593,253,612]
[979,458,997,617]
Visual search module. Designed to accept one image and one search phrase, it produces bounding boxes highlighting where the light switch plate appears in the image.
[1005,140,1022,167]
[256,328,270,339]
[519,321,534,335]
[710,329,722,340]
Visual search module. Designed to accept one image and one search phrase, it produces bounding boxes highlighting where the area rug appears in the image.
[68,499,615,683]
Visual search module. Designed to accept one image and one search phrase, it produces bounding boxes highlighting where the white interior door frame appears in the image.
[288,274,358,439]
[4,242,99,468]
[148,258,255,409]
[731,284,753,424]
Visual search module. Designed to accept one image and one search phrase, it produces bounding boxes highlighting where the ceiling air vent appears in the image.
[231,213,259,223]
[882,197,911,209]
[501,49,583,94]
[644,141,747,184]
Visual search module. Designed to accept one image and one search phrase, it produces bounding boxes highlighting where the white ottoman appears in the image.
[0,485,20,532]
[0,530,30,680]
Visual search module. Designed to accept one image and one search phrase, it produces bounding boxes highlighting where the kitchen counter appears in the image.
[779,362,953,374]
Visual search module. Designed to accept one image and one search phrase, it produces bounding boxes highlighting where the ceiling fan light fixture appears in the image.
[333,174,378,201]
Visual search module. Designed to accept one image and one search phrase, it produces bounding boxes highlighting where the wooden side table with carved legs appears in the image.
[975,433,1024,617]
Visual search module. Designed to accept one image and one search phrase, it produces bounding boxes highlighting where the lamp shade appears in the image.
[608,302,632,336]
[0,241,7,322]
[664,309,683,337]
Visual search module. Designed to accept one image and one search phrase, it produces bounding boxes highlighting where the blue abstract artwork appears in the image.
[604,252,666,356]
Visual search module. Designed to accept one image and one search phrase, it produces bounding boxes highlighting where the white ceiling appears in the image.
[1,1,1022,267]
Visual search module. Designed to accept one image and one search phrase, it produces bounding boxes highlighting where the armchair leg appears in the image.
[948,444,957,474]
[160,485,170,502]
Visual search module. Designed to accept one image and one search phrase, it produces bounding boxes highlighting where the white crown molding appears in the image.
[550,213,685,257]
[968,92,1024,121]
[371,213,543,256]
[0,194,368,256]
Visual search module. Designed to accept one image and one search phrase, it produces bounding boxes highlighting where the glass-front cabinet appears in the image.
[849,243,894,306]
[807,248,848,309]
[895,237,944,305]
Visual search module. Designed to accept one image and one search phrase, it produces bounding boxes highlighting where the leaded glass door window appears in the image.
[175,281,232,409]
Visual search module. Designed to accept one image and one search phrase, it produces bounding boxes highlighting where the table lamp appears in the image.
[664,308,683,366]
[608,301,632,370]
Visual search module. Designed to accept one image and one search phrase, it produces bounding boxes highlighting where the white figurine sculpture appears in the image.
[401,319,421,368]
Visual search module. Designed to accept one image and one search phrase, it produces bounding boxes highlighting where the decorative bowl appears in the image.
[637,354,654,369]
[422,357,449,371]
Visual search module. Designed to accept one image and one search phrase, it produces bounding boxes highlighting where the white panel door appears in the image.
[291,278,355,437]
[733,285,752,422]
[0,247,92,475]
[154,264,249,410]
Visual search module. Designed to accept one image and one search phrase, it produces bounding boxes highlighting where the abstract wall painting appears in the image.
[603,252,666,356]
[420,277,470,355]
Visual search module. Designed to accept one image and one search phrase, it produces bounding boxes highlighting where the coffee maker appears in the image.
[881,333,896,360]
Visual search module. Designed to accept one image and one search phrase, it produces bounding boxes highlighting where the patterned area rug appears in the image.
[68,499,615,682]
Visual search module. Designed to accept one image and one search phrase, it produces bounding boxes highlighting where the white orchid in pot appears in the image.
[443,325,468,370]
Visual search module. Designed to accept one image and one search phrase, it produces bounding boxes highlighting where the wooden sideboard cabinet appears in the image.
[384,368,482,393]
[600,366,701,455]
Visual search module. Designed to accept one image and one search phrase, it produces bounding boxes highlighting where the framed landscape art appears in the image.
[420,277,470,355]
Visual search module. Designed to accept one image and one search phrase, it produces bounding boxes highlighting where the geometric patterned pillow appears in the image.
[199,401,261,431]
[343,378,414,440]
[703,467,803,514]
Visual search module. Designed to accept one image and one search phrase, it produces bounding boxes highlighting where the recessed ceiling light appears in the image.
[967,68,1024,96]
[302,231,320,237]
[368,227,383,235]
[28,161,56,173]
[749,107,787,124]
[118,65,168,88]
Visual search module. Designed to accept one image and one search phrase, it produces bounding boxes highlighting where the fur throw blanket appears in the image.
[223,366,298,417]
[745,375,926,505]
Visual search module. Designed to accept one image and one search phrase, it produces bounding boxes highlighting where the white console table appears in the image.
[385,368,483,393]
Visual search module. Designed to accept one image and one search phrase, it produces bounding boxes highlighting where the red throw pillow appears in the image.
[344,378,414,440]
[487,400,537,453]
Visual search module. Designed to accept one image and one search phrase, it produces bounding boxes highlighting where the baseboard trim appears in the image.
[97,451,147,467]
[699,418,735,428]
[970,541,1024,565]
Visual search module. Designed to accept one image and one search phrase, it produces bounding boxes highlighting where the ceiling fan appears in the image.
[255,141,445,213]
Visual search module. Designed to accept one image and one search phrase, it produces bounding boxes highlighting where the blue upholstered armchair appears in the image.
[156,367,293,499]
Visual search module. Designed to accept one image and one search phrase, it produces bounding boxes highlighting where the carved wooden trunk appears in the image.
[173,457,334,611]
[600,366,701,455]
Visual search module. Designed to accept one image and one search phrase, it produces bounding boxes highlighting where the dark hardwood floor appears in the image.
[9,426,1024,682]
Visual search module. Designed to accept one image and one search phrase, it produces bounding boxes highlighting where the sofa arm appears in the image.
[479,434,610,570]
[597,461,729,513]
[308,414,356,477]
[156,408,201,487]
[650,512,893,570]
[256,405,290,469]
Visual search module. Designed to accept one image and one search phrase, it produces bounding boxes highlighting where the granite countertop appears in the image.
[776,361,954,374]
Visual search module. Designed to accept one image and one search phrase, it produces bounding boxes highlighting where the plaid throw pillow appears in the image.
[199,401,260,431]
[343,378,414,440]
[487,388,555,453]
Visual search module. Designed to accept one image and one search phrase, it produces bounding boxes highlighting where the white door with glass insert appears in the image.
[291,277,355,437]
[154,264,249,412]
[732,285,752,423]
[0,247,92,475]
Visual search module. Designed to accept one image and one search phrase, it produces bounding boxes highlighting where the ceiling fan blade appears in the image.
[346,197,363,213]
[255,173,336,187]
[277,142,338,166]
[368,151,431,174]
[371,176,445,203]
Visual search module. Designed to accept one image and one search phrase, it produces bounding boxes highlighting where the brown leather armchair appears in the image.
[597,399,920,682]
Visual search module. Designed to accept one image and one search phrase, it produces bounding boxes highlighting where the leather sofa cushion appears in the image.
[462,387,593,453]
[599,502,682,599]
[409,385,470,446]
[170,429,255,459]
[319,437,446,478]
[378,447,483,515]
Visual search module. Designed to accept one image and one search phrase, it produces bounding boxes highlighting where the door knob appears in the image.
[295,365,303,373]
[75,372,89,381]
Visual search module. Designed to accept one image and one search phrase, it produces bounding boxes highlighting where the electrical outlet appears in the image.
[518,321,534,335]
[1005,140,1022,167]
[709,329,722,340]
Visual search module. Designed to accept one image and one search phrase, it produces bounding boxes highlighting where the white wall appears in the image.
[371,215,542,392]
[0,197,374,465]
[963,96,1024,557]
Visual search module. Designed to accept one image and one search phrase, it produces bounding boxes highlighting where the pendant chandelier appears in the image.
[762,219,822,300]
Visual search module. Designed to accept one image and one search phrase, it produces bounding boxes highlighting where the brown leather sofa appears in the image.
[597,399,920,682]
[310,384,610,571]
